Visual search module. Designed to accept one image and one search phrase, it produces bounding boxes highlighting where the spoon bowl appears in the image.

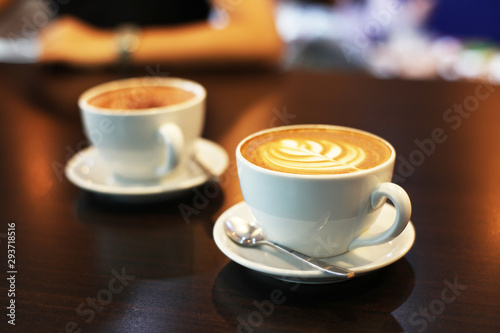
[224,217,264,245]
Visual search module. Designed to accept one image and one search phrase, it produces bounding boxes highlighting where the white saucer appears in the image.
[65,138,229,202]
[213,201,415,284]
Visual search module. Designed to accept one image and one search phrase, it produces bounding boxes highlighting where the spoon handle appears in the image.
[262,240,355,279]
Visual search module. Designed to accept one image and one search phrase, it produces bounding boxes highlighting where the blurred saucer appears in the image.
[65,138,228,202]
[213,201,415,284]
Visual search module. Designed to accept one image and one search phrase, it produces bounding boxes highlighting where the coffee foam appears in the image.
[241,128,392,175]
[88,86,195,110]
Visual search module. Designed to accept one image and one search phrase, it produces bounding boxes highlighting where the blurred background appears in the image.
[1,0,500,83]
[276,0,500,82]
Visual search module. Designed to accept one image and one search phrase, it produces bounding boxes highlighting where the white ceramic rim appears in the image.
[78,77,206,116]
[236,124,396,179]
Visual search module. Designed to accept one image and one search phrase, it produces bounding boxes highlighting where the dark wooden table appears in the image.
[0,63,499,333]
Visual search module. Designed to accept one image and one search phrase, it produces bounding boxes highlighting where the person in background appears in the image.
[1,0,283,68]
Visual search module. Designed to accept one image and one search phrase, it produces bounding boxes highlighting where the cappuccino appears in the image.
[241,126,391,175]
[79,77,206,179]
[236,124,411,257]
[88,86,195,110]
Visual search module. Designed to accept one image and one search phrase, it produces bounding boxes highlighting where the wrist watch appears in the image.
[115,24,141,69]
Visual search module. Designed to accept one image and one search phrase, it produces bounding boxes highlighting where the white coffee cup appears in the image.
[236,124,412,258]
[78,77,205,180]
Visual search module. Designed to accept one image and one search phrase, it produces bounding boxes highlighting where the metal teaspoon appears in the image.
[224,217,355,279]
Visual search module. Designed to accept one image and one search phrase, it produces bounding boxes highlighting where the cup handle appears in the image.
[348,182,412,250]
[156,123,184,176]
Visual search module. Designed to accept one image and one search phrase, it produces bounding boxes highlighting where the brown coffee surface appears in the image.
[88,86,195,110]
[241,127,392,175]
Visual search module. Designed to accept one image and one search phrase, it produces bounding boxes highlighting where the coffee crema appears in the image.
[88,86,195,110]
[241,127,392,175]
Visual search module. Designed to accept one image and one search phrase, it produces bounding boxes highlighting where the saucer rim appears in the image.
[64,138,228,196]
[213,201,415,281]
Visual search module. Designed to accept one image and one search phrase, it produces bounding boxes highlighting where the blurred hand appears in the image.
[40,16,115,66]
[36,0,282,68]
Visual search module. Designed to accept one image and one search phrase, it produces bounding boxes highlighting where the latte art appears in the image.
[241,127,392,175]
[264,138,366,173]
